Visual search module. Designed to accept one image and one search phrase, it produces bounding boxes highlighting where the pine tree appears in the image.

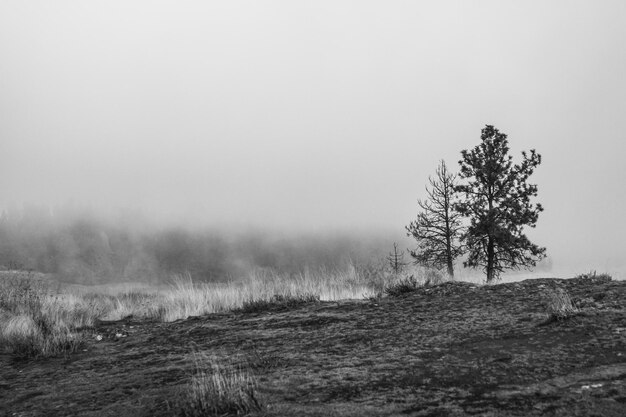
[386,242,407,274]
[455,125,546,282]
[406,160,464,277]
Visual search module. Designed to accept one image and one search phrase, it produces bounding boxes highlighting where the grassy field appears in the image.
[0,263,415,359]
[2,269,623,416]
[1,270,624,416]
[0,267,605,359]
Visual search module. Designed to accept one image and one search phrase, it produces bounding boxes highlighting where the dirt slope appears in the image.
[1,276,625,416]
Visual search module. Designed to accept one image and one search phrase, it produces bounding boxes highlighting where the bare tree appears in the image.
[406,160,464,277]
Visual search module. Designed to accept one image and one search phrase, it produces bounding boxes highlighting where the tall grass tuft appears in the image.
[157,264,386,322]
[574,271,612,283]
[106,291,163,321]
[156,274,249,322]
[544,287,579,321]
[176,352,263,416]
[0,273,100,358]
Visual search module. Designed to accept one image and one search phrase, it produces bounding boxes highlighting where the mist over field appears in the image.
[0,205,404,284]
[4,6,626,415]
[1,1,625,281]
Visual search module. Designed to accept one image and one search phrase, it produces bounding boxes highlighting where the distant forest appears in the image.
[0,206,393,284]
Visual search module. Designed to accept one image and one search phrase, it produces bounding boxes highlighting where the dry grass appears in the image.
[238,293,320,314]
[151,265,387,322]
[155,276,247,322]
[175,352,263,416]
[246,263,386,301]
[0,273,100,358]
[0,263,420,357]
[574,271,612,283]
[545,287,579,321]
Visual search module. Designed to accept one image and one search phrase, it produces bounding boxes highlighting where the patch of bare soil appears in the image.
[1,277,625,416]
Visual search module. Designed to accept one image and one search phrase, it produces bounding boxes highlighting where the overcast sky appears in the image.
[1,1,625,276]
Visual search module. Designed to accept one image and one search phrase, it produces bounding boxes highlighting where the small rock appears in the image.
[581,383,603,390]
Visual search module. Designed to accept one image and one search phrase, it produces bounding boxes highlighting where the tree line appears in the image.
[406,125,546,282]
[0,209,392,284]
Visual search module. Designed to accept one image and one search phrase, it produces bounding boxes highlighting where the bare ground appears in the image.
[1,276,625,416]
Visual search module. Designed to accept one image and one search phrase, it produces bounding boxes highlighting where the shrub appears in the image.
[0,273,92,358]
[0,272,47,315]
[238,293,320,314]
[176,353,263,416]
[384,275,420,297]
[574,271,612,283]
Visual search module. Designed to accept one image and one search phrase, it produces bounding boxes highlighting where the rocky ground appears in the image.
[1,276,625,416]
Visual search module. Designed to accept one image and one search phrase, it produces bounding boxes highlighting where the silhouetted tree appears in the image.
[455,125,546,282]
[386,242,407,274]
[406,160,464,277]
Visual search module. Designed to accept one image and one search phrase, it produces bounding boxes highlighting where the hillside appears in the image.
[1,276,625,416]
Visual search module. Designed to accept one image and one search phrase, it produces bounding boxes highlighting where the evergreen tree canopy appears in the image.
[455,125,546,282]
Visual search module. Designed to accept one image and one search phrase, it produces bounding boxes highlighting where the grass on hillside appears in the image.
[0,263,392,358]
[544,286,579,322]
[0,273,103,358]
[173,352,263,417]
[238,293,321,314]
[1,264,542,359]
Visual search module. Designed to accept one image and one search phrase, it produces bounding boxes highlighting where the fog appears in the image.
[1,1,625,280]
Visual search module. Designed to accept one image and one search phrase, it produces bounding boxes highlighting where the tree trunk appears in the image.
[486,235,495,283]
[446,235,454,278]
[486,191,495,282]
[444,181,454,278]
